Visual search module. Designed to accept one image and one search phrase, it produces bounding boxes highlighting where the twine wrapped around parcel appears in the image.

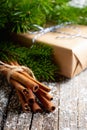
[0,60,55,113]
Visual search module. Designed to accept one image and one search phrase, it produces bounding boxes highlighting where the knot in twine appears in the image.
[0,61,35,83]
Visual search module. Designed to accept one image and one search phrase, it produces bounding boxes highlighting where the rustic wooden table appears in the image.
[0,68,87,130]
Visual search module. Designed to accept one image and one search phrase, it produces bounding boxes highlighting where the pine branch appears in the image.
[0,42,58,81]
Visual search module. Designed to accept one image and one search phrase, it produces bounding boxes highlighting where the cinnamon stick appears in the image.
[25,88,35,104]
[31,101,42,113]
[13,72,39,92]
[9,61,17,65]
[17,90,30,112]
[38,88,53,100]
[1,67,39,92]
[20,72,51,92]
[10,79,29,95]
[11,61,35,78]
[9,61,35,84]
[10,61,19,66]
[9,61,51,92]
[36,93,55,112]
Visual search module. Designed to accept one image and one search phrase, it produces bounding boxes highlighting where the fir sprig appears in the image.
[0,0,54,32]
[0,42,59,81]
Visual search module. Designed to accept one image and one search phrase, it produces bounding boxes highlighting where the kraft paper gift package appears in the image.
[11,25,87,78]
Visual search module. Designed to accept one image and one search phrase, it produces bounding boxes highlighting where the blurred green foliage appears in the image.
[0,0,87,33]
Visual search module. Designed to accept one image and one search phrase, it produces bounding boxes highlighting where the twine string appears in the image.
[55,25,81,39]
[30,22,72,43]
[0,61,35,83]
[28,22,87,45]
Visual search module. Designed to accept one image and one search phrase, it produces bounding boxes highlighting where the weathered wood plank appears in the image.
[4,109,32,130]
[59,77,79,130]
[76,70,87,130]
[4,89,32,130]
[4,90,20,130]
[16,112,32,130]
[4,111,18,130]
[0,75,12,129]
[31,83,59,130]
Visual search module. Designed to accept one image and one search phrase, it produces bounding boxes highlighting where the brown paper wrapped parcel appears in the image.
[11,25,87,78]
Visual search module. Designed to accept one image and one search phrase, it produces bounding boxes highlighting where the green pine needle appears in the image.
[0,41,59,81]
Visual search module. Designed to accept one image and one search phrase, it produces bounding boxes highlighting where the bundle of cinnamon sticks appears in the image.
[0,61,55,113]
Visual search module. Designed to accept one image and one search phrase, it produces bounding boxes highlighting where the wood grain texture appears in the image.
[16,112,32,130]
[76,70,87,130]
[0,76,12,129]
[4,91,19,130]
[59,77,78,130]
[59,69,87,130]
